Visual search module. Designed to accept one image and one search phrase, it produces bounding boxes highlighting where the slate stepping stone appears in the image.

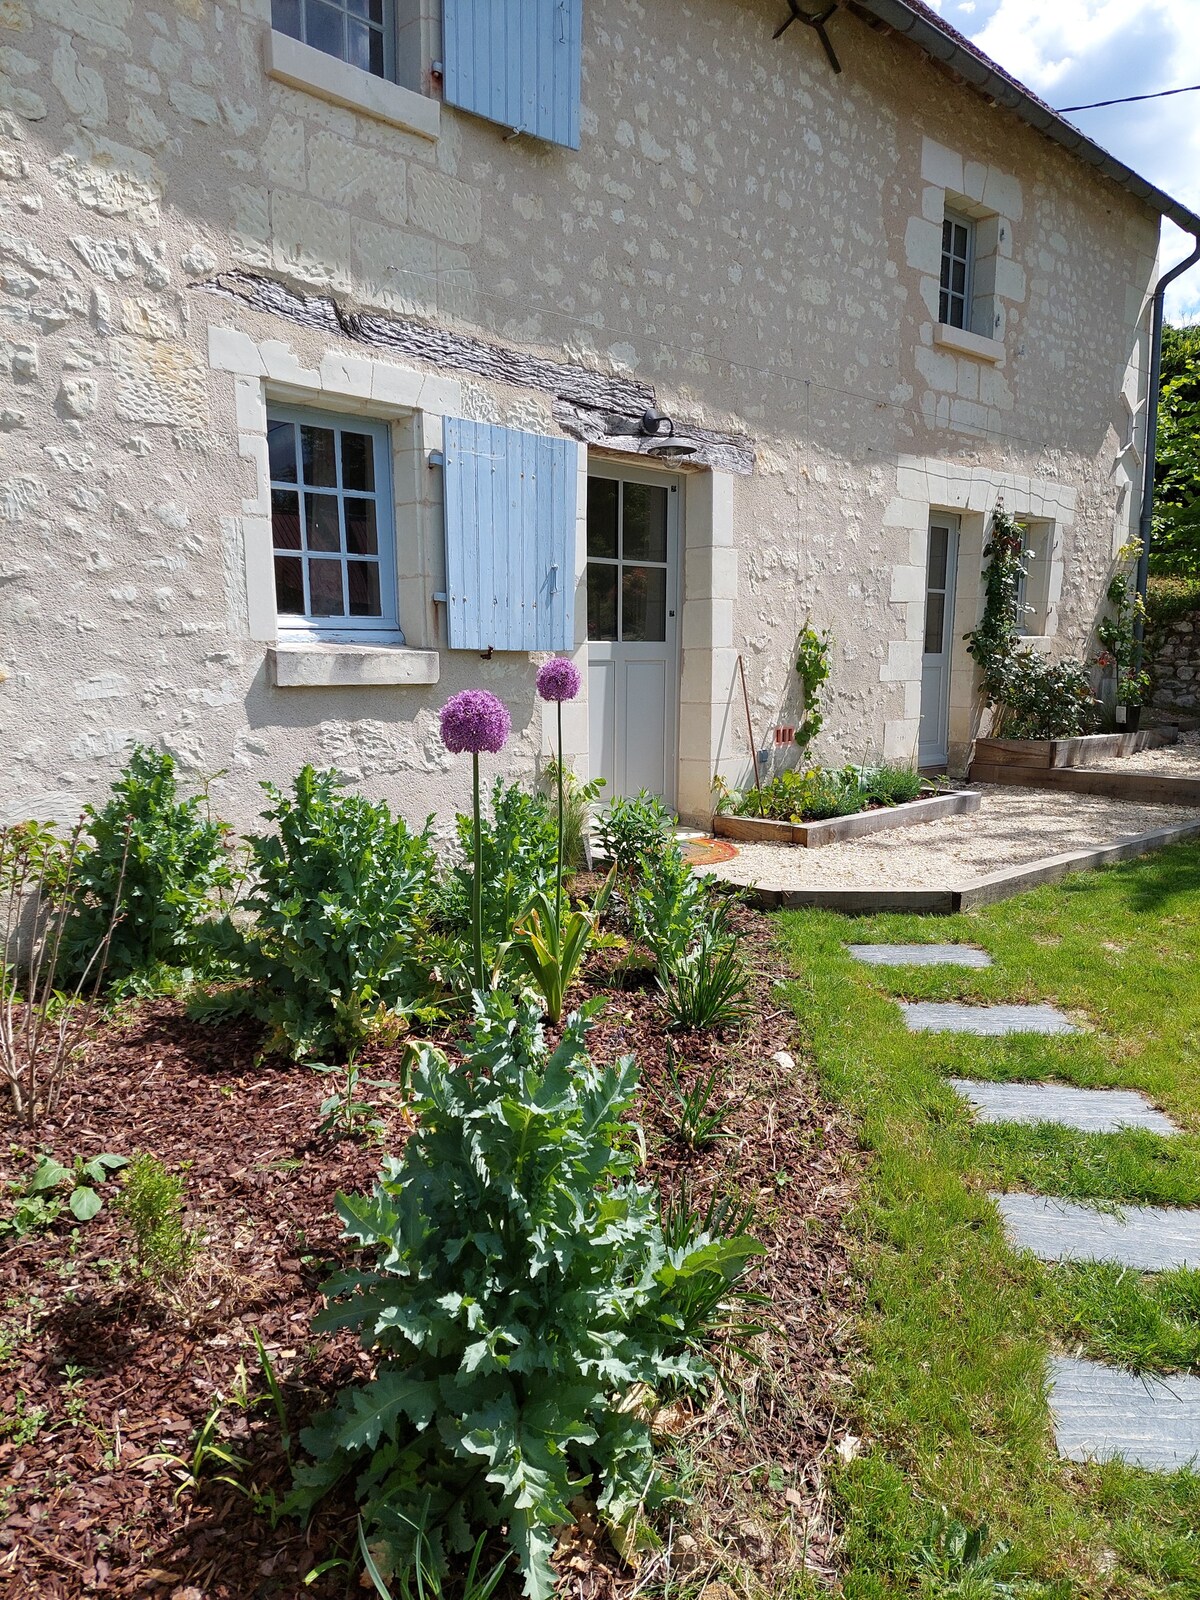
[902,1001,1076,1035]
[1048,1355,1200,1473]
[996,1193,1200,1271]
[949,1079,1181,1134]
[848,943,992,968]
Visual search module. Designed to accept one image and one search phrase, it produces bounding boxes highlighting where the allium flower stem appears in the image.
[555,698,565,922]
[471,750,484,994]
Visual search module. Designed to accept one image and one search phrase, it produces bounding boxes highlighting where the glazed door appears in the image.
[586,467,681,805]
[919,516,959,768]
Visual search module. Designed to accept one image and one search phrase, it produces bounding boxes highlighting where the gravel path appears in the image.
[1112,729,1200,777]
[699,785,1200,891]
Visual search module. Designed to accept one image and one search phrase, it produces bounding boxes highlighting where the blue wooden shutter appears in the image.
[443,418,577,652]
[442,0,582,150]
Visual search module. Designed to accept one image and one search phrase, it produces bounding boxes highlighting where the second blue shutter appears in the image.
[442,0,582,150]
[443,418,577,652]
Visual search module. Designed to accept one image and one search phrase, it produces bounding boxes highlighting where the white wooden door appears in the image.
[586,466,681,805]
[918,516,959,768]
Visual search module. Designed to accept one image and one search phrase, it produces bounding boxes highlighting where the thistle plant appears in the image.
[439,691,512,994]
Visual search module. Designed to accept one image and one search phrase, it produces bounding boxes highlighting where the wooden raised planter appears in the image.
[970,730,1174,779]
[713,789,982,848]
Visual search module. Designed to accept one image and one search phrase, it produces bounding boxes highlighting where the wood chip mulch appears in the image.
[0,906,859,1599]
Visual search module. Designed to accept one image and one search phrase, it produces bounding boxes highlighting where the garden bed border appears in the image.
[712,789,982,848]
[970,729,1175,777]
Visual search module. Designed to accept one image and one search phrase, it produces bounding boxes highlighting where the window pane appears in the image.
[268,419,298,483]
[274,555,305,615]
[622,566,667,642]
[928,527,948,590]
[306,493,342,552]
[622,483,667,562]
[271,489,302,550]
[953,223,969,257]
[587,477,618,559]
[271,0,301,38]
[340,430,376,492]
[308,558,344,616]
[346,18,384,74]
[951,259,966,295]
[587,562,617,640]
[347,560,382,616]
[924,593,946,655]
[939,290,951,324]
[345,497,378,554]
[306,0,344,59]
[301,424,337,486]
[939,255,953,291]
[367,23,385,76]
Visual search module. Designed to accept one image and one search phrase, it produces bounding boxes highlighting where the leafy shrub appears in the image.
[594,792,673,874]
[4,1151,128,1231]
[225,766,439,1059]
[439,779,559,971]
[60,745,233,984]
[794,622,833,749]
[289,995,761,1598]
[626,840,710,966]
[119,1152,198,1280]
[860,763,927,808]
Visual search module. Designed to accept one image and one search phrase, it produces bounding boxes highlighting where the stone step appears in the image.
[848,943,992,967]
[1049,1355,1200,1473]
[996,1193,1200,1271]
[950,1079,1181,1134]
[902,1001,1076,1035]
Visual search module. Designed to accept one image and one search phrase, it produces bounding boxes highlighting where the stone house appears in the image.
[1,0,1197,831]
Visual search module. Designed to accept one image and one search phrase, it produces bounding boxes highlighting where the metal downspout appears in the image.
[1134,230,1200,660]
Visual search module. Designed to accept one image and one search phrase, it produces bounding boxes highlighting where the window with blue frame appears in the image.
[266,406,401,639]
[270,0,395,81]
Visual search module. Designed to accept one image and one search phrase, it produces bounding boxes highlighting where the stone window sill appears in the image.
[934,323,1005,364]
[269,641,440,688]
[263,28,440,142]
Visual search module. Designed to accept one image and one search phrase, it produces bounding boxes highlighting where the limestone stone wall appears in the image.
[1149,612,1200,714]
[0,0,1162,829]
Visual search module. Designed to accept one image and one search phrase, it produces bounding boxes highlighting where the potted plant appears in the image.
[1096,551,1150,731]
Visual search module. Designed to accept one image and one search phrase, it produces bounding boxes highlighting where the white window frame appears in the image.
[940,210,975,332]
[268,403,402,644]
[270,0,397,83]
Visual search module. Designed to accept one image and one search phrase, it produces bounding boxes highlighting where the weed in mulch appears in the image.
[0,908,858,1599]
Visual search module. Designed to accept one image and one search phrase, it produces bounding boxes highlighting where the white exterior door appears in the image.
[919,515,959,768]
[586,465,681,805]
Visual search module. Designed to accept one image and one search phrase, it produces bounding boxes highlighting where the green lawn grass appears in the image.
[775,842,1200,1599]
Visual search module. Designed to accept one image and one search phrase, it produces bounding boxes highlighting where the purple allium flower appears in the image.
[439,689,511,755]
[536,657,582,703]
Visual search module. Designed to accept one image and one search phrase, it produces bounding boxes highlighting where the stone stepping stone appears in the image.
[1048,1355,1200,1473]
[848,943,992,968]
[902,1001,1076,1035]
[949,1079,1181,1134]
[996,1193,1200,1271]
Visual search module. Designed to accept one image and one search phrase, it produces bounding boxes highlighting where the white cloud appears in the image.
[940,0,1200,321]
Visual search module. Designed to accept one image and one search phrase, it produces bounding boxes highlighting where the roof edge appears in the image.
[852,0,1200,239]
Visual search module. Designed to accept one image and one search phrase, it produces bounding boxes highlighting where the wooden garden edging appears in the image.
[970,729,1174,778]
[965,764,1200,808]
[713,789,981,849]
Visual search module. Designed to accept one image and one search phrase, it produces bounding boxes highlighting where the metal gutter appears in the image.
[851,0,1200,236]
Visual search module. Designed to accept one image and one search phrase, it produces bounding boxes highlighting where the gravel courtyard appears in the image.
[699,785,1200,892]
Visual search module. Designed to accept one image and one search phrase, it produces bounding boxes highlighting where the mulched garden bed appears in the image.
[0,908,858,1599]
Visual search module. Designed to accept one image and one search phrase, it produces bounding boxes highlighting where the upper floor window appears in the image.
[267,406,400,639]
[940,212,974,331]
[270,0,394,81]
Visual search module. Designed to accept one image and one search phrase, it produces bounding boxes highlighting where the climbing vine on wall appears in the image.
[795,623,832,749]
[966,508,1099,739]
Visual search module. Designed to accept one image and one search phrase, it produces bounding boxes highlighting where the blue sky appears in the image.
[925,0,1200,323]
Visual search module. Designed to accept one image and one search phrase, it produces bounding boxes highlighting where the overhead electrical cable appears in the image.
[1057,82,1200,112]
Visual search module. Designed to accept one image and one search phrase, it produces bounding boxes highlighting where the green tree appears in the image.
[1151,322,1200,574]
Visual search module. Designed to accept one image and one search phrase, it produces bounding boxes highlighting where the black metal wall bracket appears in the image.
[773,1,842,74]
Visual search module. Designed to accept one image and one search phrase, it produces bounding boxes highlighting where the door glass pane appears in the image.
[622,483,668,562]
[587,563,617,641]
[347,561,382,616]
[924,592,946,656]
[271,489,301,550]
[268,419,297,483]
[345,498,378,554]
[340,431,376,491]
[306,493,342,552]
[622,566,667,642]
[587,478,618,559]
[274,555,304,614]
[928,527,949,590]
[301,424,337,487]
[308,558,344,616]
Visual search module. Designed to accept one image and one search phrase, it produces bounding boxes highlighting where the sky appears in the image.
[923,0,1200,324]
